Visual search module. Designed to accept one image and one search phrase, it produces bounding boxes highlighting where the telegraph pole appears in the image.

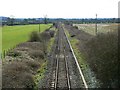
[95,14,98,35]
[10,15,15,26]
[39,18,40,32]
[44,15,47,24]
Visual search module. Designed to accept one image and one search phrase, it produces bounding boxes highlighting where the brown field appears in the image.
[74,23,118,35]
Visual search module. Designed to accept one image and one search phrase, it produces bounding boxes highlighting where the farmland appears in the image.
[2,24,52,52]
[74,23,118,35]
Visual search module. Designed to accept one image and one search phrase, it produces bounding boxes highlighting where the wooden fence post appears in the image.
[3,50,5,58]
[0,53,1,59]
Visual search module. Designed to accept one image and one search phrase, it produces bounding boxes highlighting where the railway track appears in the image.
[42,23,88,89]
[50,25,71,89]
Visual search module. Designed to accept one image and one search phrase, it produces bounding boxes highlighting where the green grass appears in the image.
[2,24,52,52]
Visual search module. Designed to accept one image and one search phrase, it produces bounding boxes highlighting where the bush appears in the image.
[2,59,41,88]
[7,50,21,57]
[73,26,78,29]
[84,32,118,88]
[19,72,34,88]
[2,61,33,88]
[24,60,40,71]
[29,50,44,59]
[49,30,55,37]
[29,31,40,42]
[29,29,54,43]
[41,31,51,41]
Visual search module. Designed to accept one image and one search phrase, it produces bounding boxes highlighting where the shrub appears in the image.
[29,50,44,59]
[24,60,40,72]
[29,31,40,42]
[7,50,21,57]
[83,32,118,88]
[2,59,40,88]
[2,61,32,88]
[49,30,55,37]
[73,25,78,29]
[19,72,34,88]
[41,31,51,41]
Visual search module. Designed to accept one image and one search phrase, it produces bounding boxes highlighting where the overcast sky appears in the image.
[0,0,119,18]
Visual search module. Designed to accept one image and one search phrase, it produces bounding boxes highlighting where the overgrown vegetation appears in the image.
[65,29,99,88]
[83,32,118,88]
[65,24,119,88]
[2,42,43,88]
[2,27,55,89]
[29,31,41,42]
[47,27,56,52]
[34,62,47,90]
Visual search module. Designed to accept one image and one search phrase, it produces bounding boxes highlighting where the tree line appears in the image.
[1,17,119,26]
[2,17,48,26]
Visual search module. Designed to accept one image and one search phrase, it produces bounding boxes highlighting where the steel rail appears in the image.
[63,27,88,89]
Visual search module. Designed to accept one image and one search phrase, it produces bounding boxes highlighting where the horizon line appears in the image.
[0,16,119,19]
